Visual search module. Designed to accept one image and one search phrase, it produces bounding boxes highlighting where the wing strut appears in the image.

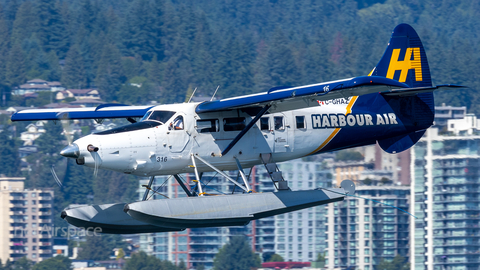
[221,105,271,156]
[173,174,195,197]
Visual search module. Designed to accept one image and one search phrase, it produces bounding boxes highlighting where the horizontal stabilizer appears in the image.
[382,84,467,96]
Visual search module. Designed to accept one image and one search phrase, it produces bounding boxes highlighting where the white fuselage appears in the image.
[72,98,383,176]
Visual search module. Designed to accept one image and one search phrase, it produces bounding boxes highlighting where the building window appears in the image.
[365,232,370,238]
[364,224,370,230]
[365,240,370,247]
[298,228,302,234]
[278,244,285,250]
[298,244,302,250]
[365,249,370,255]
[298,236,303,242]
[365,257,370,263]
[308,221,313,227]
[288,236,293,242]
[364,216,370,222]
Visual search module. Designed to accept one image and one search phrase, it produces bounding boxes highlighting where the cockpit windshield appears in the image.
[141,110,176,124]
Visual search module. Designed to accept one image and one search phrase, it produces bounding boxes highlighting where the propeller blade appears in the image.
[50,166,63,187]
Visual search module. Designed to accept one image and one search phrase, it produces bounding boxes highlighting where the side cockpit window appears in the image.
[196,119,219,133]
[146,110,176,124]
[169,116,184,130]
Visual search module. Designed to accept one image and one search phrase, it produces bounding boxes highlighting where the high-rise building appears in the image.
[272,160,332,262]
[411,128,480,270]
[325,186,410,270]
[0,177,54,262]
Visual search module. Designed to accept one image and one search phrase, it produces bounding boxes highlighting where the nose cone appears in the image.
[60,143,80,158]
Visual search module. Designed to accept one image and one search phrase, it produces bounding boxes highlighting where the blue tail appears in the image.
[369,23,432,88]
[370,24,434,153]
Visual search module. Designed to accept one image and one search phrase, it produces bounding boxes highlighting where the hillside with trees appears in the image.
[0,0,477,108]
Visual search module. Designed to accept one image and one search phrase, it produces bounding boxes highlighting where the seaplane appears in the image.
[11,24,463,234]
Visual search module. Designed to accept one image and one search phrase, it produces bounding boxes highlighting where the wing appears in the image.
[195,76,463,114]
[11,103,154,121]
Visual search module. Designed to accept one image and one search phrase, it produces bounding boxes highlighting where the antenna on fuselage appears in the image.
[187,87,198,103]
[210,85,220,101]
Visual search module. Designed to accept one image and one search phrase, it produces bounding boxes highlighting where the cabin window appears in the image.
[196,119,219,133]
[296,116,305,129]
[274,116,284,130]
[224,117,246,131]
[260,117,269,130]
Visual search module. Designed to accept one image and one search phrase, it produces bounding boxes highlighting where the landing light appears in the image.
[87,144,99,152]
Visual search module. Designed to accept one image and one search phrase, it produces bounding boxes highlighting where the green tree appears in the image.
[61,44,87,89]
[5,42,26,87]
[95,43,125,101]
[377,254,410,270]
[0,125,20,176]
[335,150,364,161]
[213,236,260,270]
[10,1,37,44]
[268,254,284,262]
[124,251,170,270]
[77,234,125,261]
[12,257,33,270]
[34,0,69,58]
[33,255,71,270]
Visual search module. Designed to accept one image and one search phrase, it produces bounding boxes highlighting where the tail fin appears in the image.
[369,23,432,88]
[372,24,434,154]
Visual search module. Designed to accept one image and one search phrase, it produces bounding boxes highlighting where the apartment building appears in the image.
[0,177,54,262]
[411,128,480,270]
[325,186,410,270]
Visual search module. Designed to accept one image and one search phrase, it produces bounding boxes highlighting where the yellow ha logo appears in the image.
[386,48,422,82]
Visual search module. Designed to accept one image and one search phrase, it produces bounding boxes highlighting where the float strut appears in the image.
[142,175,155,201]
[191,154,204,196]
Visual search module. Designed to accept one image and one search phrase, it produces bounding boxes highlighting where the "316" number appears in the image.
[156,156,168,162]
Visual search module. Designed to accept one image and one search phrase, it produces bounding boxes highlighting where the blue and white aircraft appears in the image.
[12,24,463,234]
